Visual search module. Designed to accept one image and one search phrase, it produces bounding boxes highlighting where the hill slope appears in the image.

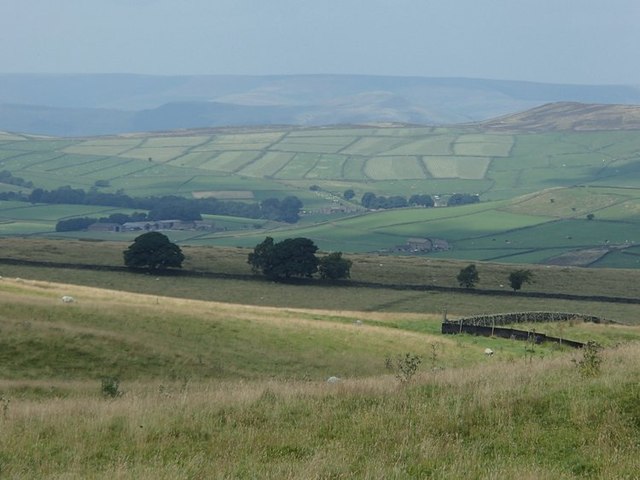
[3,74,640,135]
[481,101,640,132]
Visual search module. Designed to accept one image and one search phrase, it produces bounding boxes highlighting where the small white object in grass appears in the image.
[61,295,75,303]
[327,376,341,383]
[354,320,363,326]
[484,348,494,356]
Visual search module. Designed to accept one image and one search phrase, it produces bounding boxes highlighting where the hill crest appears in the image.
[479,101,640,132]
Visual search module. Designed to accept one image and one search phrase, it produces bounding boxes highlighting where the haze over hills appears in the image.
[2,74,640,136]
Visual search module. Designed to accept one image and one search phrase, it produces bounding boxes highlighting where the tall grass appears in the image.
[1,344,639,478]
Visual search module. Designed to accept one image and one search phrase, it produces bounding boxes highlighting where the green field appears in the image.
[1,125,640,265]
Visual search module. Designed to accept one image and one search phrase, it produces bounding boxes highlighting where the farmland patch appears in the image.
[198,151,262,172]
[304,154,348,179]
[238,152,295,177]
[453,134,514,157]
[422,156,490,179]
[364,156,426,180]
[382,135,455,156]
[341,137,407,155]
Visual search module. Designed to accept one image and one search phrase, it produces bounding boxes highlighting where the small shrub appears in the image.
[385,353,422,383]
[574,341,603,377]
[101,377,122,398]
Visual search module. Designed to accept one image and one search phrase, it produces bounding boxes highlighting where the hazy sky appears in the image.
[1,0,638,85]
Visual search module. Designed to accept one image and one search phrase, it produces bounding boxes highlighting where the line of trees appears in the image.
[0,185,303,224]
[360,192,434,209]
[359,191,479,210]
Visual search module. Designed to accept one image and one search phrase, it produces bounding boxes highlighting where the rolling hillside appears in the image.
[1,264,640,478]
[1,102,640,264]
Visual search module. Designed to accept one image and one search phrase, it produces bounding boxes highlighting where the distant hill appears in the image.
[2,74,640,136]
[479,102,640,132]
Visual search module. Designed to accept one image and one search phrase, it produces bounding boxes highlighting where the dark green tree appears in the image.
[457,264,479,288]
[409,194,435,207]
[248,237,319,280]
[123,232,184,271]
[318,252,352,280]
[361,192,377,209]
[343,189,356,200]
[447,193,480,206]
[248,236,276,274]
[508,269,534,291]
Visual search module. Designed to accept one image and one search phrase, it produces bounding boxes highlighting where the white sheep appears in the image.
[484,348,494,356]
[61,295,75,303]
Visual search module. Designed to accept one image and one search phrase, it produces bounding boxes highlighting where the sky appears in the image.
[1,0,639,85]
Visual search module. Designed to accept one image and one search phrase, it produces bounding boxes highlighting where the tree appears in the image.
[409,194,434,207]
[508,269,534,291]
[123,232,184,271]
[248,236,319,280]
[343,189,355,200]
[248,236,276,274]
[457,264,479,288]
[278,196,303,223]
[318,252,352,280]
[361,192,377,209]
[447,193,480,206]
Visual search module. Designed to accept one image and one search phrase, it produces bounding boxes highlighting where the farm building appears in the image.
[390,237,451,254]
[119,220,215,232]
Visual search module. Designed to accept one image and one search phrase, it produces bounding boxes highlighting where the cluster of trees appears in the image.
[456,264,534,291]
[0,185,303,224]
[360,192,434,209]
[248,236,352,281]
[0,170,33,188]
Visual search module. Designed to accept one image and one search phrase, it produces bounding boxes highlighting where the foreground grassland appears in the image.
[1,276,640,478]
[2,125,640,263]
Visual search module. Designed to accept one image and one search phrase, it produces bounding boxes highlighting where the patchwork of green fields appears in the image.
[1,126,640,264]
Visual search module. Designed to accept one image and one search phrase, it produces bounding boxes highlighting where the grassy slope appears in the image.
[1,275,640,478]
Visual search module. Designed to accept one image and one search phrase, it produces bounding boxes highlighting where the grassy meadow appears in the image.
[1,269,640,478]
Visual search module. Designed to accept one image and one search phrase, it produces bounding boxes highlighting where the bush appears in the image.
[101,377,122,398]
[574,341,603,377]
[385,353,422,383]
